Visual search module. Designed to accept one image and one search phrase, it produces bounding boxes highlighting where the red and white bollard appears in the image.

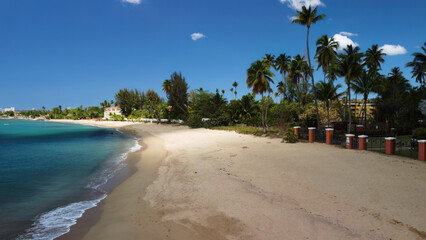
[345,134,355,149]
[358,135,368,150]
[308,127,316,143]
[418,140,426,161]
[294,126,300,139]
[326,128,333,145]
[385,137,396,155]
[356,125,365,133]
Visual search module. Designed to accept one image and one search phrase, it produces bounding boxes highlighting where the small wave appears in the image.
[129,137,142,152]
[16,134,142,240]
[16,195,106,240]
[86,137,141,190]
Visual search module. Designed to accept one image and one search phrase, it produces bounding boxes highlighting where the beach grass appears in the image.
[212,125,284,138]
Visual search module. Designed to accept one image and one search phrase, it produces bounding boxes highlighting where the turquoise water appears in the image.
[0,120,139,240]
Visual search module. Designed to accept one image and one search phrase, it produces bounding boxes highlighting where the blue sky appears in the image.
[0,0,425,110]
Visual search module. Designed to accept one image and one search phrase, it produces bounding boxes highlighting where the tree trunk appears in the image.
[306,26,321,128]
[343,97,347,122]
[364,93,368,127]
[297,78,302,114]
[327,101,330,126]
[347,81,352,134]
[261,93,266,134]
[265,92,270,129]
[283,72,287,100]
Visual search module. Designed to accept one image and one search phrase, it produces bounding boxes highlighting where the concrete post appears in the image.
[358,135,368,150]
[308,127,316,143]
[356,125,365,133]
[326,128,334,145]
[385,137,396,155]
[418,140,426,161]
[345,134,355,149]
[294,126,300,139]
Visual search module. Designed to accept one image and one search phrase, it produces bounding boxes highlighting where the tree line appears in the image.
[18,6,425,137]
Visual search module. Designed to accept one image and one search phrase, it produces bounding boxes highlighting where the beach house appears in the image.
[104,106,122,119]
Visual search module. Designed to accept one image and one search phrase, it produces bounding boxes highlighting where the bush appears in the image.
[413,128,426,140]
[283,127,298,143]
[186,114,204,128]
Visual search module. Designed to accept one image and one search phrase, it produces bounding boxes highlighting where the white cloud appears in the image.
[332,33,359,50]
[339,31,358,37]
[191,33,206,41]
[122,0,141,5]
[280,0,324,10]
[379,44,407,56]
[288,15,297,22]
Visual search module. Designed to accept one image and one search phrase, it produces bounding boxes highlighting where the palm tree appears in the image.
[262,54,276,127]
[292,5,326,128]
[406,42,426,88]
[275,53,292,99]
[376,67,411,125]
[315,34,339,81]
[288,55,306,112]
[246,60,275,134]
[232,81,239,99]
[277,81,285,101]
[316,80,343,126]
[338,45,363,133]
[352,68,381,126]
[162,79,172,95]
[262,54,276,68]
[364,44,386,70]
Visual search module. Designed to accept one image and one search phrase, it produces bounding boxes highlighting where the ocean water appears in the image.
[0,119,140,240]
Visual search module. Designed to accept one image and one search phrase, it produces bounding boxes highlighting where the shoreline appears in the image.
[45,120,426,239]
[47,120,145,240]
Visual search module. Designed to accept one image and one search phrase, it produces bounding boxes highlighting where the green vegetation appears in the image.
[115,89,145,117]
[284,127,298,143]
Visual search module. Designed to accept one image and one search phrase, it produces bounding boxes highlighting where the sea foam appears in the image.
[16,135,142,240]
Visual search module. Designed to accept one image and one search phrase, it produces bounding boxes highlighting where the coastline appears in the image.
[51,120,426,239]
[46,120,145,240]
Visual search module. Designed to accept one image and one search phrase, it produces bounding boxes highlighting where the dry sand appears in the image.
[51,120,426,240]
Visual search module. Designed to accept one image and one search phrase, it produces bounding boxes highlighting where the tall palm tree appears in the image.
[246,60,275,134]
[315,34,339,82]
[292,5,326,128]
[275,53,291,99]
[316,80,343,126]
[364,44,386,70]
[352,68,381,126]
[288,55,306,112]
[406,42,426,88]
[338,45,363,133]
[262,54,276,127]
[232,81,239,99]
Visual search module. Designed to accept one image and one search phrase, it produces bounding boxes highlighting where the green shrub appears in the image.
[186,114,204,128]
[413,128,426,140]
[284,127,298,143]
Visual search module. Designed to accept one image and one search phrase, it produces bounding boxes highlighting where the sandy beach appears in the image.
[51,120,426,240]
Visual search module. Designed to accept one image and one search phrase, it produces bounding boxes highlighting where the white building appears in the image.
[104,106,122,119]
[3,107,15,112]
